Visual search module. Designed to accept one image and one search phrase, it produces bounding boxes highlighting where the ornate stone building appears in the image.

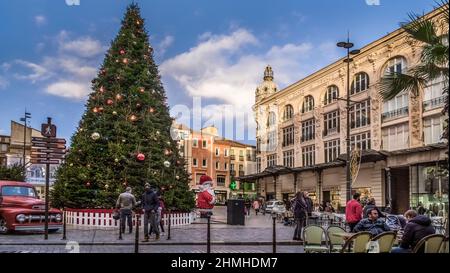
[239,7,448,215]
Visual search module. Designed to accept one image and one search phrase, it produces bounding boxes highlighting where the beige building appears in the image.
[0,121,65,198]
[239,8,448,215]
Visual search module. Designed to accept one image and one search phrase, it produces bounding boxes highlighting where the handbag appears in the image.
[112,210,120,220]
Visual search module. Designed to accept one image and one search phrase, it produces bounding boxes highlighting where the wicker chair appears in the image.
[370,231,396,253]
[340,231,372,253]
[302,225,329,253]
[327,225,346,253]
[412,234,445,253]
[440,236,449,253]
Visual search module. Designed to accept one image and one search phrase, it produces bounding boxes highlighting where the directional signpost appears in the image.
[31,118,66,240]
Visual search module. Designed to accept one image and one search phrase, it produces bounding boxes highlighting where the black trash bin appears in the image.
[227,199,245,225]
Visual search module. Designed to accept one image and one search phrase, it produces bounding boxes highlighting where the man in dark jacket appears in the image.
[303,191,313,217]
[391,210,435,253]
[353,208,390,236]
[141,183,160,242]
[362,198,384,219]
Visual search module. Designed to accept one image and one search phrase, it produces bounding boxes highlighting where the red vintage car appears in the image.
[0,180,63,233]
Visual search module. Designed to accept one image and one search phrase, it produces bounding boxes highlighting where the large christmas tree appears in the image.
[51,4,195,211]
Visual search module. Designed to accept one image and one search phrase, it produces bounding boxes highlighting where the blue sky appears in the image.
[0,0,437,144]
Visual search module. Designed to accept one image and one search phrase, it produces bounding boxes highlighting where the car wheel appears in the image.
[0,217,9,234]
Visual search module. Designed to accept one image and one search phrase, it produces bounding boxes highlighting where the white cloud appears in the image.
[34,15,47,26]
[14,60,51,82]
[161,28,338,140]
[1,63,11,72]
[59,36,105,58]
[0,76,9,89]
[157,35,174,57]
[45,81,91,100]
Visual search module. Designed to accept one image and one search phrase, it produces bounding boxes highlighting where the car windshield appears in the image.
[1,186,37,198]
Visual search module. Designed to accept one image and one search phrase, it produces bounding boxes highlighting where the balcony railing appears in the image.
[323,127,339,137]
[382,107,409,121]
[423,95,447,111]
[351,117,370,129]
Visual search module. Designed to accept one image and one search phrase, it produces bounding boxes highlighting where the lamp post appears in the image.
[20,110,31,168]
[337,36,360,203]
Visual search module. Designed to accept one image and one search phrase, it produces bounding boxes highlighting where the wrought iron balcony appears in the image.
[382,107,408,121]
[423,95,447,111]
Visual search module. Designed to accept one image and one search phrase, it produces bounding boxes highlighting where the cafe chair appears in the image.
[340,231,372,253]
[370,231,396,253]
[302,225,329,253]
[412,234,445,253]
[440,236,449,253]
[327,225,346,253]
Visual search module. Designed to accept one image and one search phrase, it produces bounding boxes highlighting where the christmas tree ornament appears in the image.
[91,132,101,140]
[86,182,91,187]
[164,149,170,155]
[136,153,145,161]
[136,103,142,109]
[149,107,155,113]
[164,161,171,168]
[114,158,119,163]
[119,49,126,55]
[115,59,119,63]
[116,76,121,80]
[106,99,114,105]
[93,107,99,113]
[139,87,145,93]
[156,130,160,135]
[105,184,109,189]
[136,20,140,25]
[99,86,105,93]
[69,163,74,167]
[87,164,91,168]
[130,115,137,122]
[122,139,126,143]
[122,58,128,64]
[116,94,123,100]
[98,107,104,112]
[166,141,171,145]
[112,111,118,115]
[176,175,180,180]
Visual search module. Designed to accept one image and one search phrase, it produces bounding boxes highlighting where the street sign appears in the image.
[31,148,66,154]
[32,153,65,159]
[41,123,57,138]
[32,137,66,144]
[32,142,66,149]
[30,159,60,165]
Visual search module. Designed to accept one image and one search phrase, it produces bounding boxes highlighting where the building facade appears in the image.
[240,8,448,215]
[0,121,65,199]
[172,123,257,202]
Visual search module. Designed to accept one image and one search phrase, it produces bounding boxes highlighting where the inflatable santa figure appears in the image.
[196,175,216,217]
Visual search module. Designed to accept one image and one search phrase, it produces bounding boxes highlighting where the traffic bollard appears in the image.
[134,213,139,253]
[272,214,277,253]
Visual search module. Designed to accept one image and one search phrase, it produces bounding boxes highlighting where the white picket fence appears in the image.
[64,209,195,228]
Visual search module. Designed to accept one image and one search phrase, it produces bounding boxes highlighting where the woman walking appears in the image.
[293,191,308,240]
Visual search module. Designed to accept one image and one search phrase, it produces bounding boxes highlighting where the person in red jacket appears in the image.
[196,175,216,217]
[345,192,362,232]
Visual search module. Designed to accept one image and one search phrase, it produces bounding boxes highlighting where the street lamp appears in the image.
[337,37,360,203]
[20,110,31,168]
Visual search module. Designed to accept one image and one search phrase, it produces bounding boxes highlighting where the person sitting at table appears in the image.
[353,208,390,236]
[324,201,335,213]
[362,198,384,218]
[391,210,435,253]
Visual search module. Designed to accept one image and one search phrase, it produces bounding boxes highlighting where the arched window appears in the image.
[351,72,370,95]
[324,85,339,105]
[267,112,276,127]
[385,56,407,75]
[302,96,314,113]
[284,104,294,120]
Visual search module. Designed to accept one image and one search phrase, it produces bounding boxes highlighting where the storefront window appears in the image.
[412,164,449,217]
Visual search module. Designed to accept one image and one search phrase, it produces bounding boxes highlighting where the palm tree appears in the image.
[379,1,449,140]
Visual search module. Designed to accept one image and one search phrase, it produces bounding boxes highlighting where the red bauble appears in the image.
[98,107,104,112]
[136,153,145,161]
[92,107,99,113]
[119,49,126,55]
[86,182,91,187]
[99,86,105,93]
[106,99,114,105]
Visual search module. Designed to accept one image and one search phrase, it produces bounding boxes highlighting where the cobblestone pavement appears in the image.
[0,207,304,253]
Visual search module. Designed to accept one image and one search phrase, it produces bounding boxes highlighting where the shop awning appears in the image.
[236,165,293,181]
[380,143,447,156]
[336,149,387,163]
